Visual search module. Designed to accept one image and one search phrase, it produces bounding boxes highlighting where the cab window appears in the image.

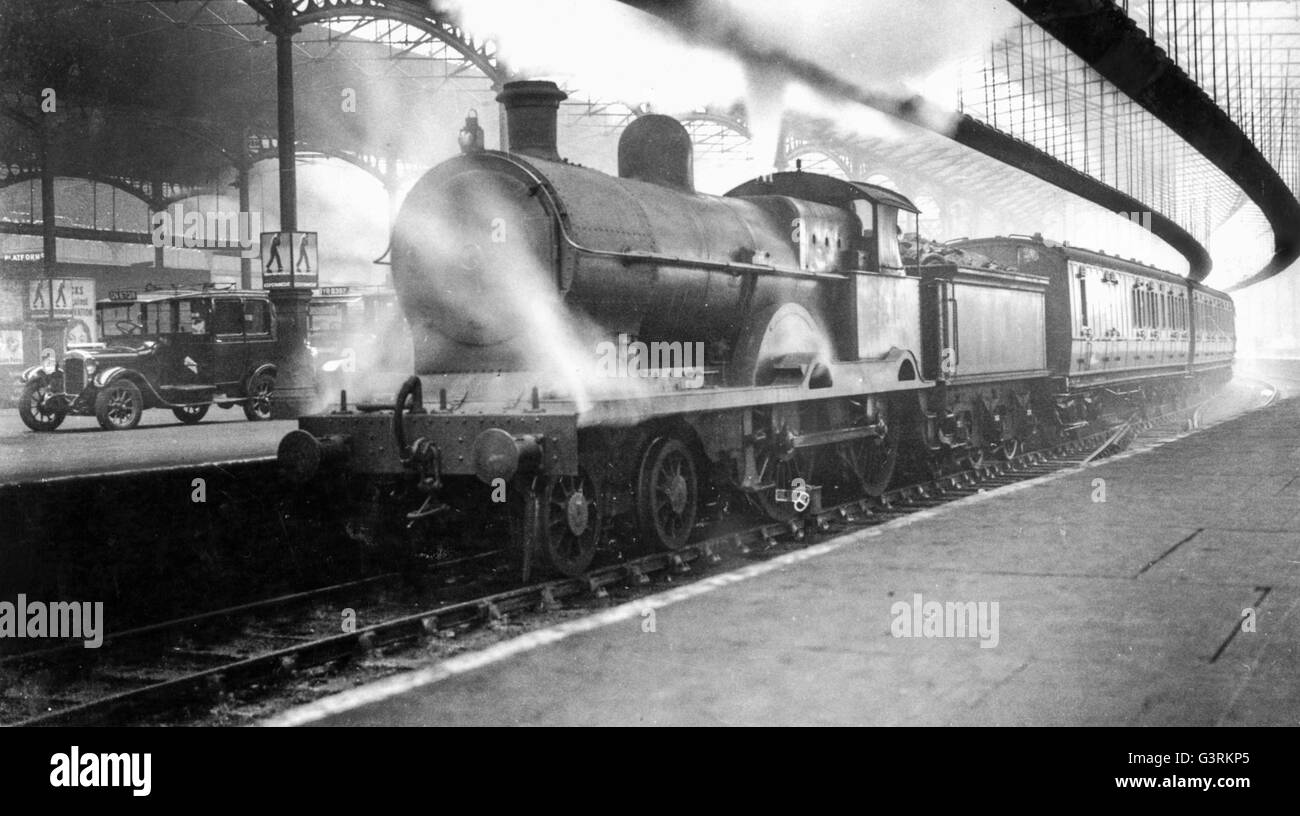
[308,300,350,339]
[850,201,876,268]
[243,299,272,336]
[147,302,178,335]
[876,205,903,272]
[213,300,244,335]
[179,299,210,335]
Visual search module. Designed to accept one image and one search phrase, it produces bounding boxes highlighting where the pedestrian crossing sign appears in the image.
[261,231,318,288]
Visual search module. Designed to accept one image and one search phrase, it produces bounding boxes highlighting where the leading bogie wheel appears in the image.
[538,471,602,577]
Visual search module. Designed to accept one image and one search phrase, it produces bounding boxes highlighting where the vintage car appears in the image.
[306,285,409,372]
[18,286,285,431]
[306,285,411,401]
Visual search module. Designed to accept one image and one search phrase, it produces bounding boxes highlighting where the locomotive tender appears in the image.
[278,80,1235,577]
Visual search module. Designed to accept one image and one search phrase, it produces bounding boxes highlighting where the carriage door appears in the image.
[1069,261,1095,373]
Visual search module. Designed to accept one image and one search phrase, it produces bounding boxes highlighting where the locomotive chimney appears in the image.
[618,114,694,192]
[496,80,567,162]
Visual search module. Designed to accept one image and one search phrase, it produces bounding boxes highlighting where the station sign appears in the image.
[261,231,319,288]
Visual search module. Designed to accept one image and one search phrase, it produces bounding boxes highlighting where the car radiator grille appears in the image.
[63,358,85,392]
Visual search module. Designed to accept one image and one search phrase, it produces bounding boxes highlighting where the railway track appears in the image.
[2,383,1272,727]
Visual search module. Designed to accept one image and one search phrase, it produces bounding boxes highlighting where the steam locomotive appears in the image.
[277,80,1235,578]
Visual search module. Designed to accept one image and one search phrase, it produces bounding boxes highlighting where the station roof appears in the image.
[0,0,501,205]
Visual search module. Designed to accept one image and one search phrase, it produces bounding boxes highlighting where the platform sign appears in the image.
[261,231,319,288]
[27,278,97,344]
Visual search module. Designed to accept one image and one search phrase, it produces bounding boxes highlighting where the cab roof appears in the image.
[727,171,921,213]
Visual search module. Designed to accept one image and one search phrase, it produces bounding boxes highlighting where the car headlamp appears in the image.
[85,359,98,376]
[40,347,56,375]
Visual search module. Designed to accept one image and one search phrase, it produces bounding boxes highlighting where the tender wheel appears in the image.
[18,379,68,431]
[962,404,988,469]
[242,371,275,421]
[635,436,699,551]
[538,472,601,577]
[173,403,210,424]
[94,380,143,430]
[999,436,1022,460]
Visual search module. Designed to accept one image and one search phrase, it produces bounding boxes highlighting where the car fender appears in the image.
[92,366,131,388]
[19,364,45,384]
[246,362,278,387]
[94,367,166,405]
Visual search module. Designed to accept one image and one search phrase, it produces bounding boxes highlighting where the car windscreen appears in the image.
[98,304,144,339]
[308,298,361,339]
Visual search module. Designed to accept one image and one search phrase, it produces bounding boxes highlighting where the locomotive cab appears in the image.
[851,199,909,274]
[727,173,918,276]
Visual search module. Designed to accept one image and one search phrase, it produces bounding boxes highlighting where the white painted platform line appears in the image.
[261,404,1258,727]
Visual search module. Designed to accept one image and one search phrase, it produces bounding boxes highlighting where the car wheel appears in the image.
[18,380,67,431]
[173,404,210,424]
[94,380,144,430]
[242,371,275,421]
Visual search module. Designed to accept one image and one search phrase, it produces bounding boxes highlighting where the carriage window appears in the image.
[1078,276,1089,330]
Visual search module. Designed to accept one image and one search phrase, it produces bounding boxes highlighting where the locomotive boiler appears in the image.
[278,79,1234,578]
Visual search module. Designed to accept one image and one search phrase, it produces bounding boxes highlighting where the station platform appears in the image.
[271,368,1300,726]
[0,411,291,486]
